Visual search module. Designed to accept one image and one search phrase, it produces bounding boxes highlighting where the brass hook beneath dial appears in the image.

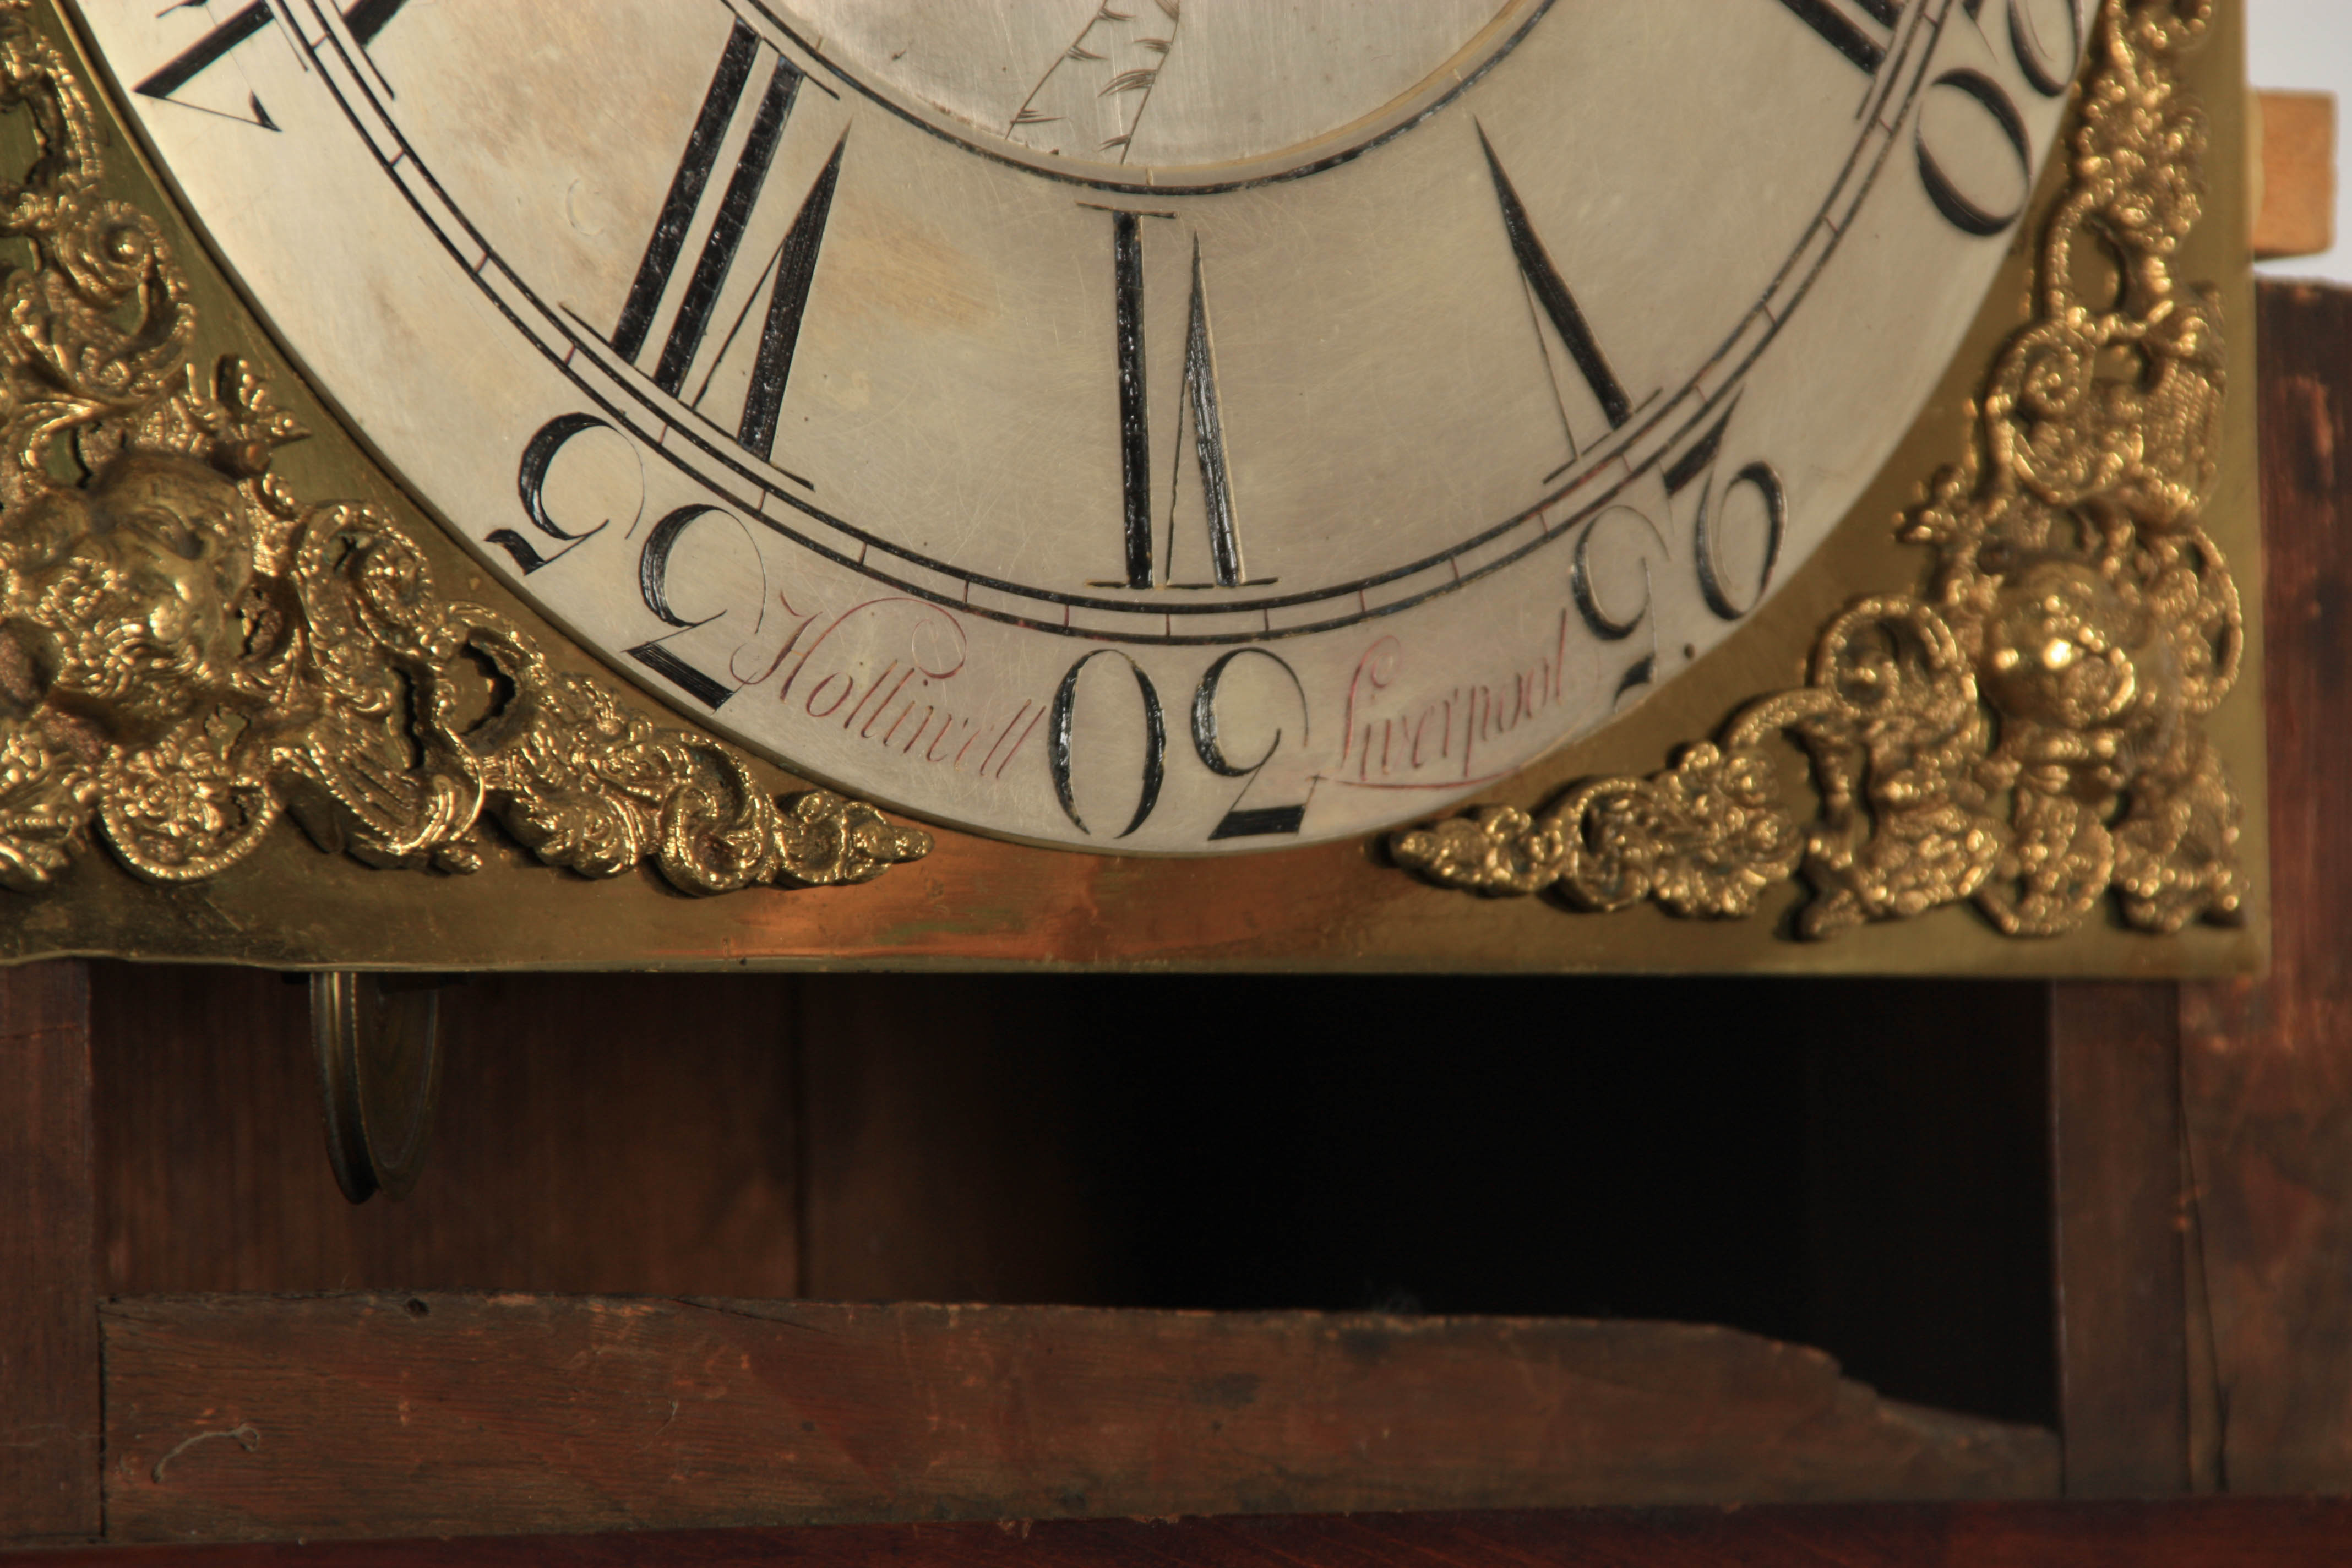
[311,972,448,1204]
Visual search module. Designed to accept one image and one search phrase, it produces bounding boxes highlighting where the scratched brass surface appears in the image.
[0,0,2264,974]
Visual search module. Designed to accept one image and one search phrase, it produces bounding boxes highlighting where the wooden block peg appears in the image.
[2256,90,2336,261]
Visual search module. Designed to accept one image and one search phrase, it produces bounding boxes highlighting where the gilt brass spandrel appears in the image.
[0,0,2264,974]
[1396,0,2266,955]
[0,0,927,911]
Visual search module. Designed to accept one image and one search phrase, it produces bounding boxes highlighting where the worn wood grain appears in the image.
[2255,91,2335,260]
[2049,982,2191,1498]
[0,960,96,1543]
[2174,281,2352,1493]
[13,1500,2352,1568]
[99,1293,2060,1543]
[92,967,801,1298]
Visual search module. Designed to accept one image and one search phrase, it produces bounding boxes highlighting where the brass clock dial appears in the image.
[71,0,2084,854]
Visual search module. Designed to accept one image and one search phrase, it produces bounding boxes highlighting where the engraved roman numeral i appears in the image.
[612,20,843,466]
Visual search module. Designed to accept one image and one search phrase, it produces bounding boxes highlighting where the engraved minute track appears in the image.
[1010,1,1184,162]
[83,0,2090,853]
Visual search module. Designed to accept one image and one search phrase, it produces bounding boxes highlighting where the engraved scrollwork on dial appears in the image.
[1393,0,2242,940]
[0,0,927,899]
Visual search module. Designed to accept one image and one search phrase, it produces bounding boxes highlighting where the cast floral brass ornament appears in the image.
[1393,0,2242,940]
[0,4,928,898]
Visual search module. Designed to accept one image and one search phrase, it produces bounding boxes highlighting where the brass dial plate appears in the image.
[70,0,2084,854]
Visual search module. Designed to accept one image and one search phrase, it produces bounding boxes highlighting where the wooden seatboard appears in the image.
[100,1294,2057,1544]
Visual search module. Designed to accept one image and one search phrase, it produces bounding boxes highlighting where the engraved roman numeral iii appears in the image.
[613,20,843,466]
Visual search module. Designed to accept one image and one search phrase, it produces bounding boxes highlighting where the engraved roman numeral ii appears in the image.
[1101,210,1252,591]
[612,20,843,466]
